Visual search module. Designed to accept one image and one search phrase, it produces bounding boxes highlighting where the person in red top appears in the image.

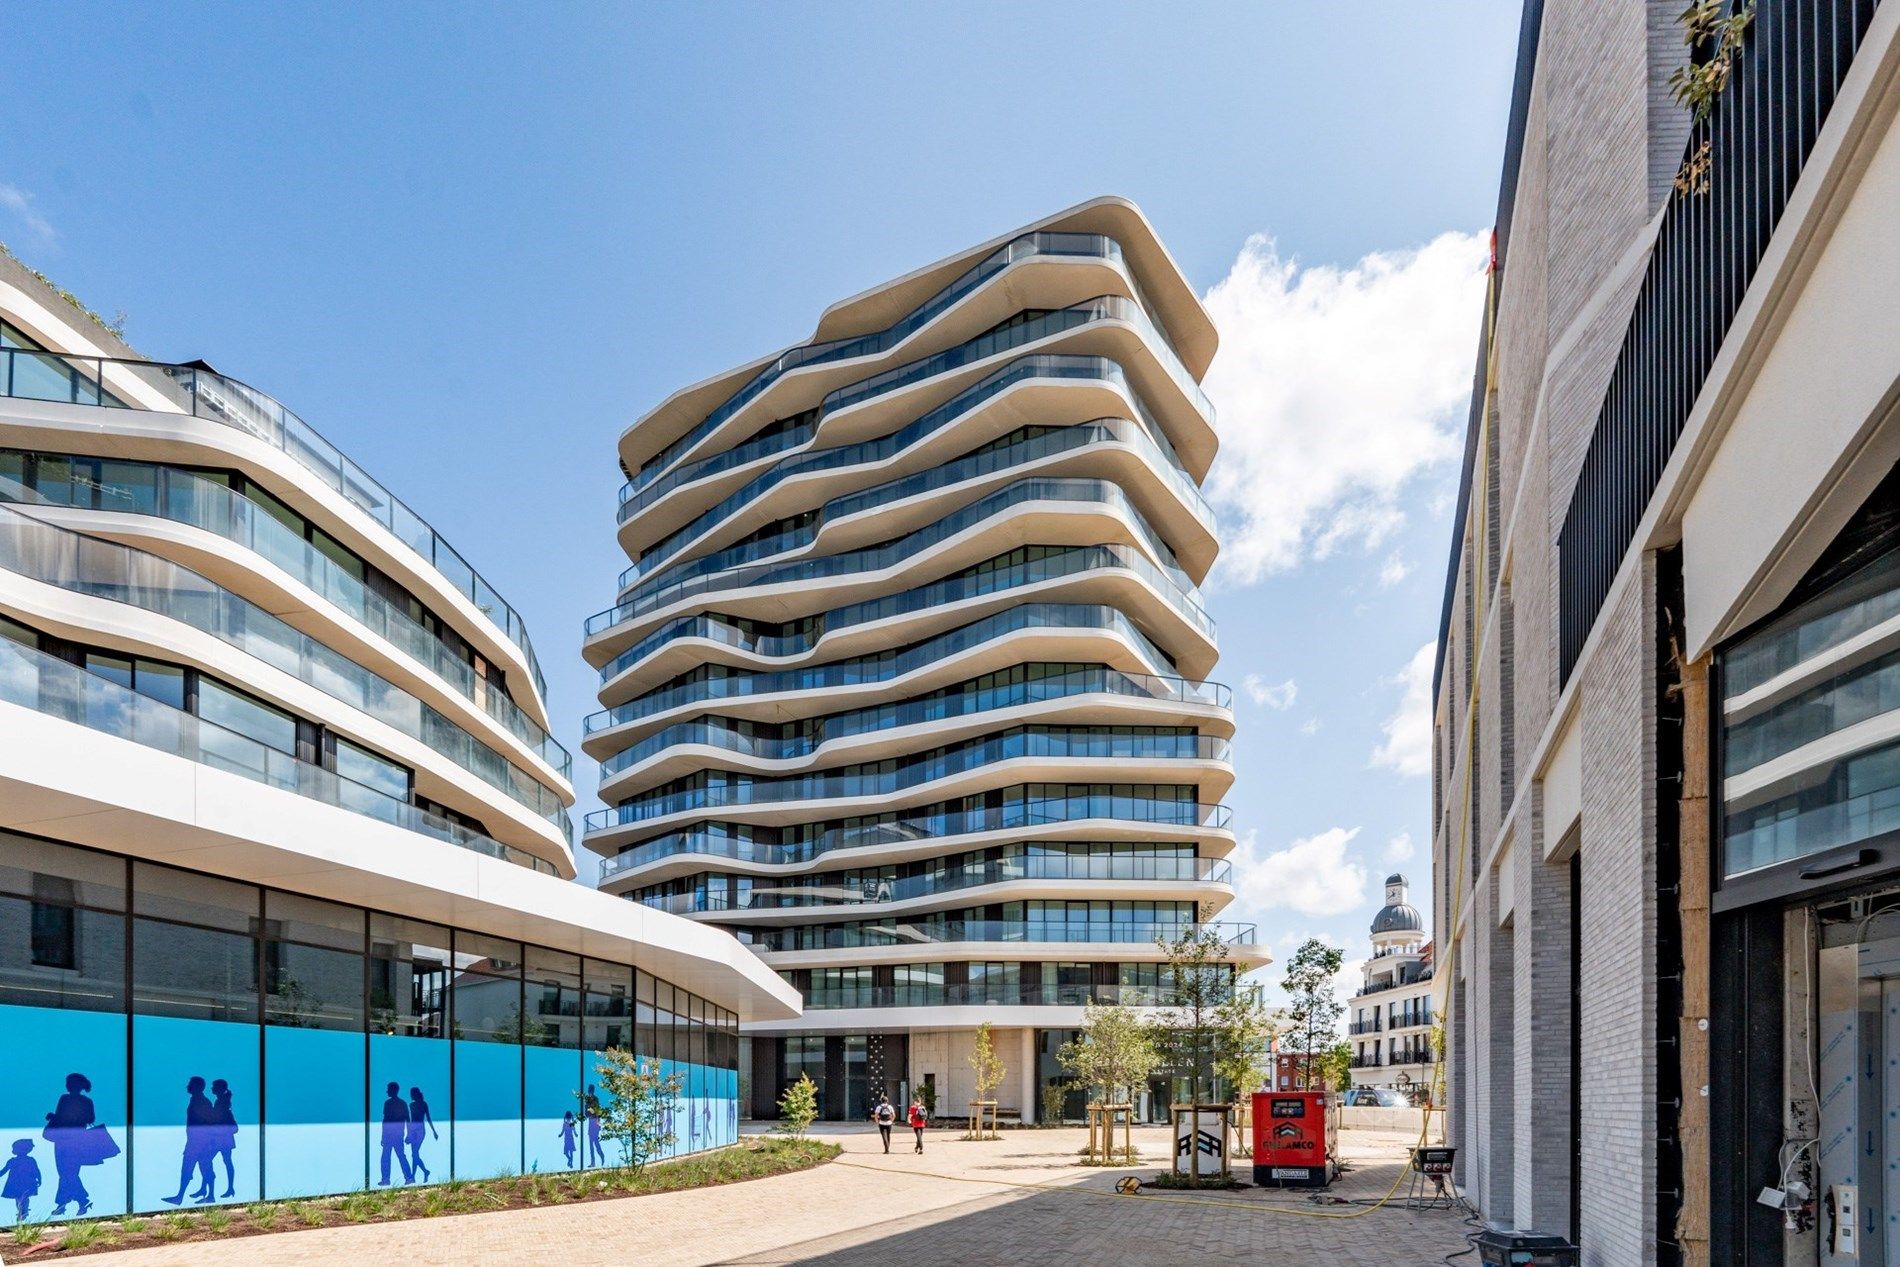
[906,1097,927,1153]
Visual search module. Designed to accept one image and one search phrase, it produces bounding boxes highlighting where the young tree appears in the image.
[1281,938,1346,1090]
[967,1020,1006,1138]
[1317,1040,1352,1092]
[1151,926,1253,1186]
[775,1073,818,1140]
[589,1047,685,1171]
[1210,987,1277,1154]
[1057,1003,1160,1109]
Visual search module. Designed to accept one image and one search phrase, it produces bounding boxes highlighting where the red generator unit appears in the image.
[1251,1090,1338,1188]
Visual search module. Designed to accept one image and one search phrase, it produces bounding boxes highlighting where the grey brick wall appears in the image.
[1575,565,1658,1266]
[1429,4,1688,1262]
[1513,783,1576,1233]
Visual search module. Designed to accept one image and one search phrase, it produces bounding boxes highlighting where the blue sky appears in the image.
[0,2,1520,996]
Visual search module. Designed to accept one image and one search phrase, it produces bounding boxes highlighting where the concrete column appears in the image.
[1019,1027,1037,1124]
[1514,789,1576,1235]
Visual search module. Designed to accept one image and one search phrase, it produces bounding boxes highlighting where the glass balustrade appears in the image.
[593,729,1230,827]
[0,634,556,874]
[0,503,570,829]
[592,793,1232,866]
[623,418,1209,597]
[587,604,1210,733]
[0,459,568,774]
[616,477,1195,621]
[798,982,1219,1010]
[595,667,1232,779]
[634,856,1234,914]
[587,536,1212,648]
[622,353,1209,580]
[736,919,1256,953]
[628,233,1124,492]
[625,288,1214,520]
[0,346,548,701]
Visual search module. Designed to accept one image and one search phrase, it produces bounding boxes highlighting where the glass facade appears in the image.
[0,833,739,1226]
[1720,466,1900,877]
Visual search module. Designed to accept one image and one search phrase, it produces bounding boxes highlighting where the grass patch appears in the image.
[23,1137,839,1259]
[1144,1171,1243,1190]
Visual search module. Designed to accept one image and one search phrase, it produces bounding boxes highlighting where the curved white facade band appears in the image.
[588,197,1266,1124]
[0,253,798,1225]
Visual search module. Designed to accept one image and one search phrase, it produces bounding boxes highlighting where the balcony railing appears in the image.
[0,503,571,832]
[595,666,1232,780]
[628,233,1129,491]
[623,355,1208,577]
[632,855,1234,914]
[739,919,1257,953]
[0,345,548,700]
[1348,1018,1382,1036]
[592,793,1233,870]
[591,730,1231,828]
[589,603,1189,730]
[0,633,556,873]
[1557,0,1885,680]
[0,459,568,774]
[799,981,1221,1011]
[590,481,1212,644]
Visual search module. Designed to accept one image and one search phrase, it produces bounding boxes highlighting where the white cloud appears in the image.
[1199,230,1488,583]
[1229,826,1369,918]
[1378,553,1412,588]
[1299,717,1323,736]
[1242,674,1297,710]
[0,184,56,245]
[1384,831,1416,863]
[1371,641,1435,778]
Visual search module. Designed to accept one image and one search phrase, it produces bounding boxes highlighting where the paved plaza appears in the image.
[74,1125,1474,1266]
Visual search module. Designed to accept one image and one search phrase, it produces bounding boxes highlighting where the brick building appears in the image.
[1434,2,1900,1263]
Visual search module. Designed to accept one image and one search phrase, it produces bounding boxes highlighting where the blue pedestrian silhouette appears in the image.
[405,1087,438,1183]
[378,1082,413,1185]
[42,1073,98,1216]
[1,1139,41,1223]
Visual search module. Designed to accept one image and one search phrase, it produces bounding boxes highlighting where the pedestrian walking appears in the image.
[872,1095,896,1153]
[907,1096,927,1153]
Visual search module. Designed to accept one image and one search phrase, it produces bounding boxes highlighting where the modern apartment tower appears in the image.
[0,253,796,1225]
[584,198,1264,1123]
[1435,1,1900,1263]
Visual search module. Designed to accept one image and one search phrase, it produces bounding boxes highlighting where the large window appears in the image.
[1720,466,1900,878]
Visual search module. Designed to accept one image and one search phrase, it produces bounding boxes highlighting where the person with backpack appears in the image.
[907,1096,928,1153]
[872,1094,896,1153]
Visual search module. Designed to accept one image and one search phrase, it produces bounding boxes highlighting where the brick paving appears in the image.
[70,1125,1474,1266]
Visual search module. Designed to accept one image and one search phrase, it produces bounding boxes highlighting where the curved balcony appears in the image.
[0,503,571,831]
[595,666,1233,783]
[614,477,1195,634]
[0,345,549,703]
[626,290,1215,510]
[622,418,1210,602]
[800,981,1226,1011]
[0,457,568,775]
[587,533,1213,670]
[587,603,1189,735]
[736,918,1258,954]
[593,794,1233,875]
[591,542,1209,692]
[0,632,557,874]
[635,854,1235,916]
[626,233,1124,490]
[592,728,1230,832]
[621,353,1210,576]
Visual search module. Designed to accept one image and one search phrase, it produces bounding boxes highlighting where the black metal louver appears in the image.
[1556,0,1883,682]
